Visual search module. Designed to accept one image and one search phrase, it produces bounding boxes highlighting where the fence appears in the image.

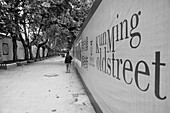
[72,0,170,113]
[0,37,48,62]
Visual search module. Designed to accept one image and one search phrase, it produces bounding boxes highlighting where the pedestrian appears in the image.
[64,51,73,73]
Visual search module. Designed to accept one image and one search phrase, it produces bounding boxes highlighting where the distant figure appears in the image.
[64,51,73,73]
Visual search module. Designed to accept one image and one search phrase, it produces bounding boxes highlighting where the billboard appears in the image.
[0,45,2,63]
[74,0,170,113]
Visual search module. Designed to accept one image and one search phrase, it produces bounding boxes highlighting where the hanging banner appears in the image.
[74,0,170,113]
[2,43,9,55]
[0,42,3,63]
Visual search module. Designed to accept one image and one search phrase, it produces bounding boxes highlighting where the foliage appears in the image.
[0,0,94,59]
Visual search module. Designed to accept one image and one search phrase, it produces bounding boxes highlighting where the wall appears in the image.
[32,45,37,58]
[73,0,170,113]
[0,41,2,63]
[0,37,48,62]
[0,38,13,61]
[17,41,25,59]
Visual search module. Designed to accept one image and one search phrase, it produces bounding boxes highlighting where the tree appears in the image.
[0,0,22,61]
[0,0,95,61]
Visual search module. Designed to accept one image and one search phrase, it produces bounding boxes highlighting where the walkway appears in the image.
[0,56,95,113]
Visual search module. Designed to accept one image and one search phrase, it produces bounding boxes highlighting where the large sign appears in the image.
[74,0,170,113]
[2,43,9,55]
[0,45,2,63]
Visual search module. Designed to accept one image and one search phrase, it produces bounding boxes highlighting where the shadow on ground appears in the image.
[44,73,59,77]
[35,60,64,66]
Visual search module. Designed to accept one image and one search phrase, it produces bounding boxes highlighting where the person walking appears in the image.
[64,51,73,73]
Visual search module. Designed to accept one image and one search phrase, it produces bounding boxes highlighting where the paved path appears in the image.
[0,57,95,113]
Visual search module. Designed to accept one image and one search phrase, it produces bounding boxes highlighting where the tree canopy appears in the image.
[0,0,94,60]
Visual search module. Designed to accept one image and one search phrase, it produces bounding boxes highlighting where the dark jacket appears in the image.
[65,54,73,63]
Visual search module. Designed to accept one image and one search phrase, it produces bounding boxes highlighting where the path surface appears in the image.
[0,56,95,113]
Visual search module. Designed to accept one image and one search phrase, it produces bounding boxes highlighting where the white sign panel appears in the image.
[0,41,3,62]
[74,0,170,113]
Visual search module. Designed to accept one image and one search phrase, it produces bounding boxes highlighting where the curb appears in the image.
[0,63,17,70]
[17,61,28,66]
[0,57,49,70]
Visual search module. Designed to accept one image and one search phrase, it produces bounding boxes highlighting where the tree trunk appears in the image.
[46,48,50,57]
[29,46,33,59]
[42,46,46,57]
[12,36,18,61]
[19,34,29,60]
[36,39,48,58]
[47,48,52,57]
[24,46,29,60]
[36,46,40,59]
